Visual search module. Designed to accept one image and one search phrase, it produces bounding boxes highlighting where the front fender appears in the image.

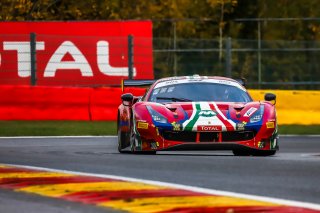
[118,104,131,133]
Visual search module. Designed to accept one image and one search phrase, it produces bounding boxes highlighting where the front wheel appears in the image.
[130,132,157,155]
[117,128,127,153]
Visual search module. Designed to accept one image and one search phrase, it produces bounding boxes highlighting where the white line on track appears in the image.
[3,163,320,211]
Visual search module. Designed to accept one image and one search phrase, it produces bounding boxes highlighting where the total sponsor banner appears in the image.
[0,21,153,86]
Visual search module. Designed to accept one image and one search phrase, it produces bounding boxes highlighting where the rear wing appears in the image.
[235,78,246,87]
[121,79,156,92]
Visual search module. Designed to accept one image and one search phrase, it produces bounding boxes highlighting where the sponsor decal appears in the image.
[0,21,153,86]
[165,80,179,85]
[236,122,246,131]
[171,122,182,131]
[137,121,148,129]
[244,107,258,117]
[154,78,246,91]
[266,121,275,128]
[150,142,158,150]
[197,125,222,132]
[257,141,265,149]
[198,110,216,117]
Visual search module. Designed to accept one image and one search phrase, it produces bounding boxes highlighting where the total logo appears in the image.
[2,41,136,78]
[198,110,216,117]
[197,125,222,132]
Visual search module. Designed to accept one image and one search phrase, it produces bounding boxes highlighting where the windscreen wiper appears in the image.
[156,97,192,102]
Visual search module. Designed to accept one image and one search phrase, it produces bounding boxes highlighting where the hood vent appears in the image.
[233,104,245,111]
[165,104,177,112]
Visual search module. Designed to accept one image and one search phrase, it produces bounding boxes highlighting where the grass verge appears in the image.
[278,125,320,135]
[0,121,117,136]
[0,121,319,136]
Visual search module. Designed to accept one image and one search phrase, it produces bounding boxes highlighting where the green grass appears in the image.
[0,121,117,136]
[0,121,319,136]
[278,125,320,135]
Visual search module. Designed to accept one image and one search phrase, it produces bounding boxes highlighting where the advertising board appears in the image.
[0,21,153,86]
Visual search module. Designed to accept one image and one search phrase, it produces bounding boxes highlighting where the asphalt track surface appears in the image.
[0,135,319,212]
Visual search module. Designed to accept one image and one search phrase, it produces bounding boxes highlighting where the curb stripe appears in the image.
[1,164,319,213]
[18,182,167,197]
[0,168,38,173]
[0,176,113,189]
[0,172,73,179]
[62,189,205,204]
[99,196,278,213]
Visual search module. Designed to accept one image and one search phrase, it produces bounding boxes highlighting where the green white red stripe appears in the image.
[183,102,236,132]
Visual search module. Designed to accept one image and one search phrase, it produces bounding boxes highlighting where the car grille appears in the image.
[161,130,255,142]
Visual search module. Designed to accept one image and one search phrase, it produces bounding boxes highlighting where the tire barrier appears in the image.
[0,85,319,124]
[250,90,320,125]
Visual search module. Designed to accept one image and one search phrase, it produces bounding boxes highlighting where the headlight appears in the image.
[146,106,168,124]
[250,105,264,123]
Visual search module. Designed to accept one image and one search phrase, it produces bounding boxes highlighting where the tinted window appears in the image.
[148,82,252,103]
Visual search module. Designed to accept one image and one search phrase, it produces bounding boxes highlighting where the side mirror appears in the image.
[121,93,134,106]
[264,93,276,104]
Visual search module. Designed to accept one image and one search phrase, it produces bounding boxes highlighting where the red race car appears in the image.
[117,75,278,156]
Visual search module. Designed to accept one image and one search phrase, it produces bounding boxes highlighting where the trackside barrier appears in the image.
[249,90,320,125]
[90,87,146,121]
[0,85,91,120]
[0,86,145,121]
[0,86,319,124]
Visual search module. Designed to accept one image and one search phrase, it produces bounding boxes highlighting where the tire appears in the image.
[129,120,137,153]
[117,128,126,153]
[129,124,156,155]
[128,114,157,155]
[117,113,129,153]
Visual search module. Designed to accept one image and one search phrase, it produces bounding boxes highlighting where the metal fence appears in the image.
[153,37,320,89]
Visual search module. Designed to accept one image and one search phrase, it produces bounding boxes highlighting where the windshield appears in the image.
[148,82,252,103]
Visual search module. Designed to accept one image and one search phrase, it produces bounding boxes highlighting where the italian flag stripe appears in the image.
[209,102,235,131]
[184,103,201,131]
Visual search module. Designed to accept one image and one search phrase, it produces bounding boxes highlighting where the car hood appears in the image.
[140,101,264,132]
